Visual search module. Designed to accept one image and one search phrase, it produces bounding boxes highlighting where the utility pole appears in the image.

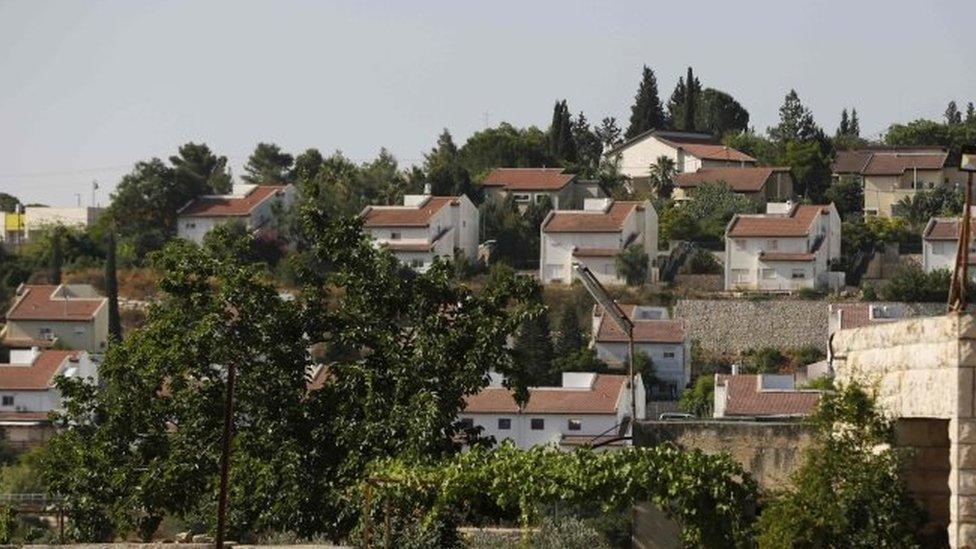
[950,148,976,312]
[215,359,236,549]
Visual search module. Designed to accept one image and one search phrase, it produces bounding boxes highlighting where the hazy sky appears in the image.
[1,0,974,205]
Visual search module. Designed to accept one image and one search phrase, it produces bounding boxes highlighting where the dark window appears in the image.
[530,418,544,430]
[497,418,511,430]
[459,418,473,429]
[1,396,13,406]
[567,419,582,431]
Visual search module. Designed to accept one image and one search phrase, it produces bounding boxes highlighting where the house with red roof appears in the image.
[724,202,842,292]
[590,304,689,398]
[540,198,658,285]
[459,372,644,449]
[713,372,821,418]
[176,183,296,244]
[603,130,756,182]
[833,148,959,217]
[0,347,97,448]
[360,192,479,272]
[673,166,794,204]
[480,168,598,210]
[2,284,108,352]
[923,215,976,275]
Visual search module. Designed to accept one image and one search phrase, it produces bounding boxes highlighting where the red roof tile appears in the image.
[463,374,627,414]
[0,350,76,390]
[542,201,642,233]
[832,150,874,174]
[6,285,104,322]
[727,204,829,238]
[178,185,288,217]
[716,374,821,416]
[482,168,576,191]
[924,218,976,241]
[595,304,686,344]
[362,196,457,228]
[675,167,790,193]
[861,151,947,175]
[664,141,756,163]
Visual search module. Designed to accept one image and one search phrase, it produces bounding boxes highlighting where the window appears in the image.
[39,327,53,340]
[791,269,806,279]
[761,268,776,280]
[513,193,530,203]
[530,418,545,430]
[535,194,547,204]
[663,351,676,359]
[567,419,582,431]
[74,327,86,335]
[185,222,196,229]
[497,418,511,430]
[459,418,474,429]
[410,259,424,268]
[731,269,749,283]
[766,239,778,250]
[1,396,12,407]
[390,231,401,240]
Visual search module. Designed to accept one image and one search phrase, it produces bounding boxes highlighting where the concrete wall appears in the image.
[674,299,830,353]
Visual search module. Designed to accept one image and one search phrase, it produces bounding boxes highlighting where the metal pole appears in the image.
[215,360,237,549]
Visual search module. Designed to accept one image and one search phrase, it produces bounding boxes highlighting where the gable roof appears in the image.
[481,168,577,191]
[361,196,458,228]
[862,151,948,175]
[716,374,821,416]
[178,185,288,217]
[604,130,757,163]
[675,167,791,193]
[542,201,642,233]
[829,303,906,331]
[727,204,830,238]
[595,304,686,344]
[0,350,77,390]
[924,217,975,241]
[832,150,874,174]
[604,129,715,156]
[462,374,627,414]
[6,285,105,322]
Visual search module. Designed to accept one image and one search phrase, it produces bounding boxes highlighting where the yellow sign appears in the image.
[3,213,23,231]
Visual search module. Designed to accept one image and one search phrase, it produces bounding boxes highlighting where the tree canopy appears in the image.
[625,66,667,139]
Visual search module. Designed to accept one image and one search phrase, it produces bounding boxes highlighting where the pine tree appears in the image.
[548,100,576,163]
[966,102,975,124]
[105,229,122,342]
[666,77,686,129]
[683,66,697,132]
[242,143,294,184]
[553,306,584,359]
[849,108,860,137]
[768,89,818,142]
[625,66,667,139]
[837,109,850,136]
[595,117,622,150]
[513,312,555,385]
[50,228,62,285]
[945,101,962,125]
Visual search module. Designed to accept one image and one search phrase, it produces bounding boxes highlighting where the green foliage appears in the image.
[625,66,667,139]
[425,129,478,200]
[885,117,976,160]
[679,375,714,417]
[479,195,549,268]
[529,516,610,549]
[170,142,233,194]
[800,376,834,391]
[684,182,760,244]
[458,124,548,184]
[658,202,698,244]
[757,383,924,548]
[723,130,780,165]
[242,142,294,184]
[743,346,786,374]
[893,183,964,230]
[553,306,584,359]
[685,248,721,274]
[105,230,122,342]
[0,193,20,213]
[860,281,878,301]
[648,155,676,198]
[696,88,749,137]
[548,100,577,164]
[824,175,864,220]
[666,67,701,132]
[551,348,609,375]
[768,89,819,143]
[513,309,555,386]
[366,442,757,548]
[615,244,649,287]
[782,139,831,201]
[879,266,951,303]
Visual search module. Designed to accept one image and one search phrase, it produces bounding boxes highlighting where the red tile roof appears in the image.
[832,150,874,174]
[481,168,576,191]
[727,204,830,238]
[542,201,642,233]
[759,251,815,262]
[829,303,906,331]
[861,151,947,175]
[924,218,976,241]
[0,350,77,390]
[463,374,627,414]
[663,140,757,163]
[178,185,288,217]
[716,374,821,416]
[595,305,686,344]
[362,196,458,228]
[6,285,105,322]
[675,167,790,193]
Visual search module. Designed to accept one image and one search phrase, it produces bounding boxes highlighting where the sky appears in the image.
[1,0,974,206]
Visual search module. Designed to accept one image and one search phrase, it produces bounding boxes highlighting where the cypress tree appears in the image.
[666,77,686,129]
[683,66,696,131]
[548,100,577,163]
[945,101,962,125]
[50,228,62,285]
[554,306,584,359]
[513,312,555,385]
[106,229,122,342]
[625,66,667,139]
[838,109,850,136]
[966,102,975,124]
[849,108,860,137]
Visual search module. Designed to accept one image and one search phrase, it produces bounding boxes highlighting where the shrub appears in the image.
[679,375,714,417]
[879,266,951,303]
[615,244,649,287]
[685,248,722,275]
[530,517,609,549]
[795,287,824,300]
[860,282,878,301]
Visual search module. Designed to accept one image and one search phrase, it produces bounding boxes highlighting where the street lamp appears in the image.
[950,148,976,312]
[571,263,638,425]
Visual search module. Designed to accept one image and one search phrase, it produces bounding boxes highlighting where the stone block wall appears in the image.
[673,299,829,354]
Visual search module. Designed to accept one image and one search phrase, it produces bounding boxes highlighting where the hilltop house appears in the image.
[590,305,689,398]
[361,193,479,272]
[459,372,645,449]
[713,371,821,418]
[2,284,108,352]
[540,198,658,285]
[673,166,794,203]
[480,168,600,210]
[833,148,958,217]
[177,183,296,244]
[923,216,976,275]
[724,202,842,292]
[23,206,103,240]
[603,130,756,182]
[0,348,97,448]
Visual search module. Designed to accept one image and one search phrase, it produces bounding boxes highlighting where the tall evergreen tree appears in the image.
[625,66,667,139]
[547,100,577,163]
[242,143,294,184]
[553,306,584,359]
[49,227,62,285]
[667,77,686,128]
[683,67,697,131]
[967,102,976,124]
[768,89,819,142]
[849,109,860,137]
[595,117,622,150]
[105,229,122,342]
[424,129,475,200]
[513,311,554,385]
[571,112,602,173]
[667,69,702,131]
[837,109,850,136]
[945,101,963,125]
[169,142,232,195]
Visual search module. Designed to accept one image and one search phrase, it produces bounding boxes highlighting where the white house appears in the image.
[713,372,821,418]
[2,284,108,352]
[673,166,794,204]
[724,202,842,292]
[923,216,975,275]
[0,348,97,447]
[604,130,756,181]
[480,168,583,210]
[361,193,479,272]
[460,372,645,449]
[540,198,658,285]
[176,183,296,244]
[24,206,103,240]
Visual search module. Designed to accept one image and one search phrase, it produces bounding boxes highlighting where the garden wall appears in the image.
[673,299,829,354]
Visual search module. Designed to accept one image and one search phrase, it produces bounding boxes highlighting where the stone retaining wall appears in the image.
[674,299,829,354]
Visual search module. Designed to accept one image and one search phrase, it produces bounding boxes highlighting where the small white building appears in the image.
[176,184,296,244]
[724,202,842,292]
[540,198,658,285]
[828,302,907,336]
[603,130,756,181]
[923,217,974,275]
[24,206,103,240]
[591,305,689,398]
[361,193,479,272]
[2,284,108,353]
[460,372,645,449]
[713,372,821,418]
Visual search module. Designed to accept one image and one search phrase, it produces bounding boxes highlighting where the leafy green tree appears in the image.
[479,194,548,267]
[169,142,232,194]
[679,375,714,416]
[837,108,850,136]
[553,306,584,359]
[893,183,964,230]
[768,89,819,142]
[879,266,951,303]
[290,148,325,182]
[681,67,698,131]
[967,102,976,124]
[425,129,477,200]
[513,309,555,386]
[547,100,577,164]
[103,159,183,260]
[945,100,963,125]
[723,130,780,165]
[849,108,860,136]
[685,248,721,274]
[105,229,121,342]
[783,139,831,201]
[885,118,976,160]
[625,66,667,139]
[551,347,609,374]
[595,117,622,150]
[658,203,698,244]
[824,175,864,219]
[242,142,294,184]
[458,123,549,180]
[684,182,759,243]
[757,384,924,547]
[0,193,20,213]
[696,88,749,137]
[615,244,649,286]
[571,112,604,175]
[647,156,676,198]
